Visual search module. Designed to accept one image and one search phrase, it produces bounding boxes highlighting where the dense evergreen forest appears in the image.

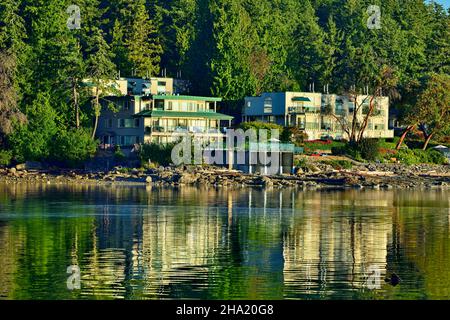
[0,0,449,165]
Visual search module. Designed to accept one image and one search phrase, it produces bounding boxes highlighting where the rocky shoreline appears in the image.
[1,162,450,190]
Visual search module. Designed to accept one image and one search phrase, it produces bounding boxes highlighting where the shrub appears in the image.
[331,145,347,156]
[51,129,98,167]
[117,167,130,174]
[239,122,283,139]
[239,121,283,131]
[295,157,308,169]
[327,159,353,170]
[0,150,12,166]
[331,139,378,162]
[307,140,345,152]
[395,148,447,165]
[281,127,308,146]
[331,144,362,161]
[140,142,176,167]
[357,138,380,161]
[427,149,447,165]
[114,146,126,162]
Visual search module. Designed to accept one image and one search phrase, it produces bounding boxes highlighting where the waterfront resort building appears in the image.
[243,92,394,140]
[95,77,233,147]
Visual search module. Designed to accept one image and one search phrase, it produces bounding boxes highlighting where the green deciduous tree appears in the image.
[9,92,58,162]
[416,73,450,150]
[52,128,98,167]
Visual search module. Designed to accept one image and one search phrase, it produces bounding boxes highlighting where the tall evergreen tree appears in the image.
[109,0,162,77]
[153,0,197,75]
[209,0,255,100]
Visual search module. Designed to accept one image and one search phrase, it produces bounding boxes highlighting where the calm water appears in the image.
[0,183,449,300]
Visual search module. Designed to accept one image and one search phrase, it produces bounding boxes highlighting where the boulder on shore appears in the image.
[177,173,199,184]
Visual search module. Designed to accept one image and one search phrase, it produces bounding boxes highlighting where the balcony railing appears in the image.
[288,106,320,114]
[145,126,222,134]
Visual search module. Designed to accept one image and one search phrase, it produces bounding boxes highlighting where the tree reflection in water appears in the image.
[0,183,449,299]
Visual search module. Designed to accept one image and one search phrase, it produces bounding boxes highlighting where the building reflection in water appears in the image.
[0,183,449,299]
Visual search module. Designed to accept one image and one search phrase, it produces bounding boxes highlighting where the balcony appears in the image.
[145,126,222,135]
[288,106,320,114]
[362,105,383,116]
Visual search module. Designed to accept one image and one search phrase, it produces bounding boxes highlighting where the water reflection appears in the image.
[0,183,449,299]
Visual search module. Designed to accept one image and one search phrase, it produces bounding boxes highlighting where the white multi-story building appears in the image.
[243,92,394,140]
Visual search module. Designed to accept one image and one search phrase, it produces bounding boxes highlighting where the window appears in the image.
[155,100,164,110]
[306,122,319,130]
[118,118,139,128]
[335,103,345,115]
[123,100,131,111]
[106,119,113,129]
[167,101,173,111]
[157,81,167,94]
[321,122,333,130]
[118,136,139,146]
[264,97,272,114]
[247,101,251,108]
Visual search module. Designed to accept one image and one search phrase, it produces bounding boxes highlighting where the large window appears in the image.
[118,118,139,128]
[264,97,273,114]
[118,136,140,146]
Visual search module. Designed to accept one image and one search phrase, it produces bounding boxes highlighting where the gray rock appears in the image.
[25,161,43,170]
[176,173,199,184]
[261,176,273,187]
[15,163,26,170]
[308,164,321,173]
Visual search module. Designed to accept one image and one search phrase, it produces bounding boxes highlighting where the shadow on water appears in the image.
[0,183,449,300]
